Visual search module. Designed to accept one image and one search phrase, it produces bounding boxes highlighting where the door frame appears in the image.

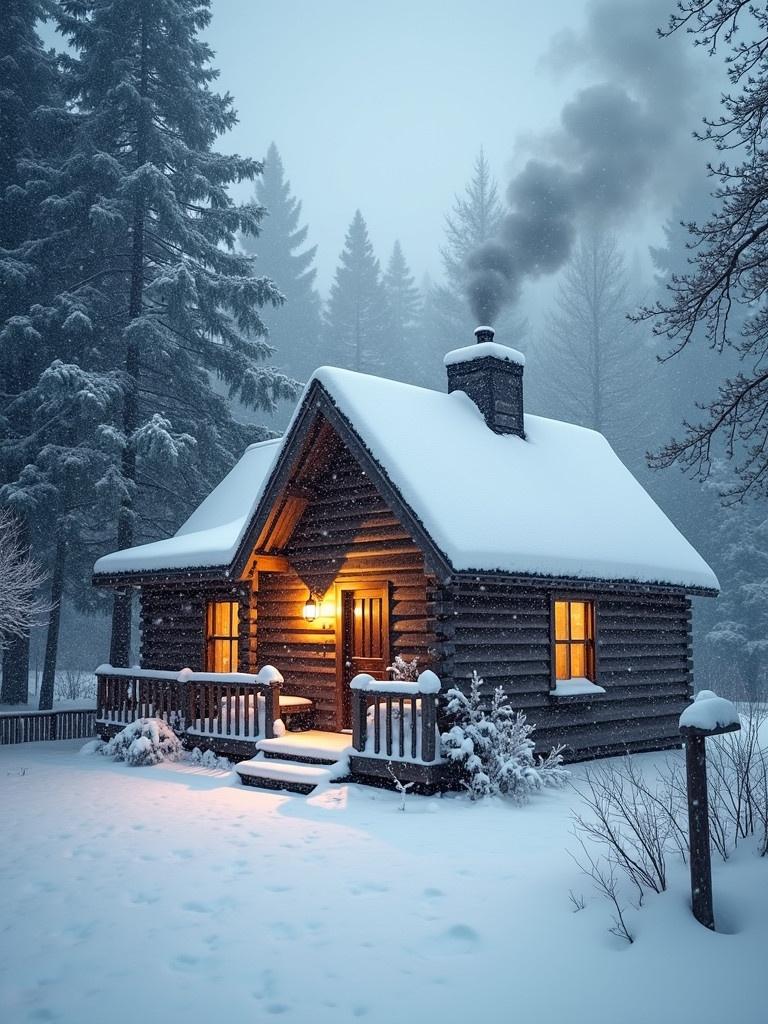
[334,579,391,731]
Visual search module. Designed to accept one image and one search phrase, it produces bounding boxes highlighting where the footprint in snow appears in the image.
[435,923,481,953]
[182,900,212,914]
[349,881,390,895]
[170,953,200,971]
[423,887,444,899]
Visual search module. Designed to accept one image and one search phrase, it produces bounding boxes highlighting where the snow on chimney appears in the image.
[444,326,526,438]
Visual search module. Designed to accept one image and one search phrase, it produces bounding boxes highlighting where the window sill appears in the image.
[549,678,606,699]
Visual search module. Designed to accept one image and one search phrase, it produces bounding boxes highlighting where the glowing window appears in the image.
[206,600,239,673]
[553,600,595,683]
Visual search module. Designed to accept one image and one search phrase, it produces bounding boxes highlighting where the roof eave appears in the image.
[92,564,233,588]
[451,567,718,598]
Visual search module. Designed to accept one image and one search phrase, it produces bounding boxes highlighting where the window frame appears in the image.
[205,598,241,674]
[549,594,599,692]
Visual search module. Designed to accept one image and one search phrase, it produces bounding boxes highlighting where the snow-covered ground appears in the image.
[0,741,765,1024]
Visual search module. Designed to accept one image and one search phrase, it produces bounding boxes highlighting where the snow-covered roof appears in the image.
[93,438,281,576]
[310,367,718,591]
[93,367,718,592]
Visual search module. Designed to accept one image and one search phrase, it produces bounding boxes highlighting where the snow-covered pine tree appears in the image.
[1,361,126,709]
[241,142,322,382]
[324,210,387,373]
[441,671,568,801]
[0,0,68,702]
[383,241,421,380]
[0,0,60,258]
[40,0,300,663]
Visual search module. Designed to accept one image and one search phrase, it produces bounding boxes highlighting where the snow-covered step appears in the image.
[236,757,335,794]
[256,730,352,765]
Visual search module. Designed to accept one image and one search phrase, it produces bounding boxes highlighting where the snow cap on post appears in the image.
[256,664,284,686]
[349,673,376,690]
[417,670,441,694]
[679,689,741,735]
[445,327,526,438]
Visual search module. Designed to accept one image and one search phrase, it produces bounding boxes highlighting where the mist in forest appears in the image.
[4,0,749,699]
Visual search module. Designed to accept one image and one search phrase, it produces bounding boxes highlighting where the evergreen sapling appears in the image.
[441,670,568,801]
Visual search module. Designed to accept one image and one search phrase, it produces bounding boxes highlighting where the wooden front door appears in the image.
[337,583,390,729]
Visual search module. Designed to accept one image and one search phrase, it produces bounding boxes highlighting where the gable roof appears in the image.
[93,367,719,593]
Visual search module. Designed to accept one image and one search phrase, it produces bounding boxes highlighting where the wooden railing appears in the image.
[351,684,442,763]
[0,707,96,745]
[96,668,281,742]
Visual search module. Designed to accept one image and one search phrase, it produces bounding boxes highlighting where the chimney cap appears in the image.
[474,325,495,343]
[444,341,526,368]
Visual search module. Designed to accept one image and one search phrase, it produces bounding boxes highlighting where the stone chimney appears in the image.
[444,326,526,437]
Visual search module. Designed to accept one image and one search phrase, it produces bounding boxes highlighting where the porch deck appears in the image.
[95,666,451,791]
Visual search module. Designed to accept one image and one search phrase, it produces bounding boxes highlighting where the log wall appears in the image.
[257,445,438,731]
[139,581,254,673]
[438,579,693,758]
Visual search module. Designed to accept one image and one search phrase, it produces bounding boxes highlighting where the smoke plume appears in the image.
[466,0,706,324]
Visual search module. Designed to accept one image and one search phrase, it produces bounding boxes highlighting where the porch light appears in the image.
[302,593,318,622]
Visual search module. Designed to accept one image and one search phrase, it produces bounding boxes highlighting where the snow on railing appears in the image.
[95,665,283,741]
[350,672,444,764]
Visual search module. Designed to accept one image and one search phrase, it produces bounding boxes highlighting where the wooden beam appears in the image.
[240,553,290,577]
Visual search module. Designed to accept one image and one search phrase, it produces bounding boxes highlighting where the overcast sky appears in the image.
[203,0,716,299]
[42,1,719,321]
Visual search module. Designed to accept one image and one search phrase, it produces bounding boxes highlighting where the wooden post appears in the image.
[422,695,436,763]
[352,690,367,752]
[684,733,714,930]
[680,716,740,931]
[264,683,280,740]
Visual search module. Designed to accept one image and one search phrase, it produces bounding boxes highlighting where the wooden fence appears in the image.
[0,707,96,745]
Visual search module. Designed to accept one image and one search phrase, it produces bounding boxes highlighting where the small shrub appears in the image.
[441,670,568,801]
[189,746,232,771]
[105,718,182,767]
[386,655,419,681]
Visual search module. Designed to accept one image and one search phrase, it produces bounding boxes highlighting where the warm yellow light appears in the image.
[303,596,318,622]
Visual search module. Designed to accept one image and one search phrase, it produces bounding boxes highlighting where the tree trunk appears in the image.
[109,587,133,667]
[1,633,30,705]
[38,535,66,711]
[109,3,149,665]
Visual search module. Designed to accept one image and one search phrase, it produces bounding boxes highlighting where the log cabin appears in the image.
[92,327,718,792]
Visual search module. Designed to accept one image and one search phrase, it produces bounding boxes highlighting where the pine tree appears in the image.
[324,210,387,372]
[529,229,650,470]
[241,143,322,382]
[703,462,768,700]
[36,0,300,664]
[0,1,59,254]
[441,148,503,289]
[0,0,66,703]
[382,241,421,379]
[422,150,523,386]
